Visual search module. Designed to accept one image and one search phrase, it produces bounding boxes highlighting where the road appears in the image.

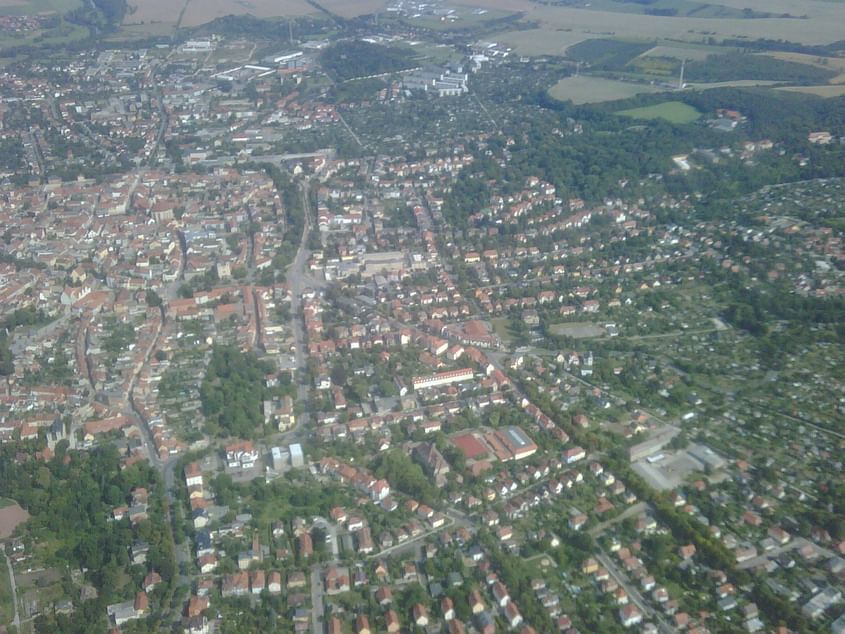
[285,180,317,424]
[309,564,325,634]
[588,501,648,538]
[737,537,836,570]
[596,549,673,634]
[4,552,20,630]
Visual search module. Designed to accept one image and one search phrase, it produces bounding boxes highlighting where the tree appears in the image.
[145,290,162,308]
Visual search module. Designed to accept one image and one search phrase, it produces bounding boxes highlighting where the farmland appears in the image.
[0,0,79,17]
[179,0,314,28]
[777,85,845,98]
[318,0,387,18]
[549,74,665,103]
[762,51,845,84]
[617,100,702,123]
[474,0,845,57]
[495,27,590,56]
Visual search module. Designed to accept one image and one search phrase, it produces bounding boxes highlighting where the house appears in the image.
[185,595,209,619]
[250,569,265,594]
[143,571,162,593]
[375,586,393,606]
[385,609,401,633]
[413,442,450,485]
[184,462,204,488]
[221,572,249,597]
[492,581,510,607]
[442,596,455,620]
[469,589,486,614]
[504,601,523,628]
[355,614,371,634]
[619,604,643,627]
[413,603,429,627]
[267,571,282,595]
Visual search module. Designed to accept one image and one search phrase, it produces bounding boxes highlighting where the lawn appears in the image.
[0,499,14,509]
[549,75,664,104]
[549,322,606,339]
[617,101,701,123]
[491,317,517,346]
[0,554,13,627]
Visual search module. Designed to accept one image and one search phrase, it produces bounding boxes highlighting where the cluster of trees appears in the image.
[319,40,417,81]
[328,77,387,104]
[373,449,437,507]
[0,306,50,377]
[200,345,274,438]
[443,83,845,228]
[566,38,654,70]
[0,445,173,633]
[65,0,127,32]
[102,316,136,370]
[191,14,330,40]
[686,52,836,83]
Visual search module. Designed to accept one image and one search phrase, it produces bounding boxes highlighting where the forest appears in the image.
[685,52,837,83]
[319,40,418,82]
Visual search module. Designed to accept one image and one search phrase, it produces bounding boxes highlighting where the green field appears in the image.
[0,0,81,17]
[491,317,517,345]
[0,499,14,509]
[549,75,665,104]
[0,554,13,627]
[617,101,701,123]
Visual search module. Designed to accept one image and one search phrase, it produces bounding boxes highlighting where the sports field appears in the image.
[617,101,701,123]
[0,500,28,539]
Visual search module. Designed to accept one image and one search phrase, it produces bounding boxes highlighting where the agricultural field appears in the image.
[568,0,774,19]
[777,84,845,98]
[122,0,185,30]
[318,0,387,18]
[0,0,79,17]
[494,27,590,56]
[639,44,716,61]
[179,0,314,28]
[478,0,845,57]
[617,100,701,123]
[762,51,845,84]
[398,5,515,31]
[548,74,665,103]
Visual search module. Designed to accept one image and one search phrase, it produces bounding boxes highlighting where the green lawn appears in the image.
[0,554,13,626]
[491,318,517,346]
[616,101,701,123]
[0,498,15,509]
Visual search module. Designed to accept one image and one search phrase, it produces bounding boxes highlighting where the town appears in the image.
[0,2,844,634]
